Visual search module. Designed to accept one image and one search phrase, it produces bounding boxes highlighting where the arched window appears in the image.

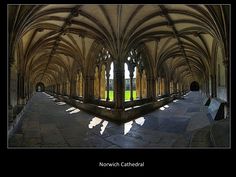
[125,49,145,101]
[94,48,113,101]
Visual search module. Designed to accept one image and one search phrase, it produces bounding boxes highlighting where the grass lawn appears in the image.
[105,90,136,101]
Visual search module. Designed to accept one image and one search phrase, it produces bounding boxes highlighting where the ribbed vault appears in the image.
[9,4,229,89]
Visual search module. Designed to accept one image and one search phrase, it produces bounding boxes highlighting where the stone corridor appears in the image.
[9,91,227,148]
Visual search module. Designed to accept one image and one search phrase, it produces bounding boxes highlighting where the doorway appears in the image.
[190,81,199,91]
[35,82,45,92]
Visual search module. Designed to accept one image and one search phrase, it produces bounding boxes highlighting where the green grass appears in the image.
[105,90,137,101]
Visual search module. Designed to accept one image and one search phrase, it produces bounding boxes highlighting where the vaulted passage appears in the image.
[8,4,230,148]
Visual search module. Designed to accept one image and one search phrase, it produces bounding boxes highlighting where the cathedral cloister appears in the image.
[8,4,230,148]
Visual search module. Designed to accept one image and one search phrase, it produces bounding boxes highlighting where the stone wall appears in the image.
[10,64,18,108]
[217,86,227,102]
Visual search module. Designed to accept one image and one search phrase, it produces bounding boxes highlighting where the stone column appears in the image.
[80,73,83,97]
[18,73,26,105]
[83,75,93,103]
[210,74,217,97]
[57,84,60,94]
[106,68,110,101]
[147,76,155,99]
[142,71,147,98]
[140,72,142,99]
[70,79,77,97]
[77,74,80,96]
[155,78,159,97]
[114,60,124,109]
[98,69,101,100]
[100,67,106,99]
[165,78,170,95]
[129,67,134,101]
[136,70,140,99]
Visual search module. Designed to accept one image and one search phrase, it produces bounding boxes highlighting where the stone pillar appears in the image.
[98,69,101,100]
[140,72,143,99]
[106,68,110,101]
[136,70,140,99]
[147,76,155,99]
[129,67,134,101]
[165,78,170,95]
[114,60,124,109]
[83,75,93,103]
[211,74,217,97]
[100,66,106,99]
[80,72,83,97]
[142,70,147,98]
[94,68,99,98]
[18,73,26,105]
[161,78,165,95]
[77,74,80,96]
[70,79,77,97]
[155,78,159,97]
[57,84,60,94]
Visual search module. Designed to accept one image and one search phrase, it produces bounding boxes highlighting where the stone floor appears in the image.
[8,91,228,148]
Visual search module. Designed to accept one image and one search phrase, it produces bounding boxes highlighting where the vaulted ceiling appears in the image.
[8,4,229,86]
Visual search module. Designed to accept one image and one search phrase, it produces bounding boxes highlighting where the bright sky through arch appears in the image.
[108,62,136,79]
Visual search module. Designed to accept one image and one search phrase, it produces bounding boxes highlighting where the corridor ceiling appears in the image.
[8,4,229,86]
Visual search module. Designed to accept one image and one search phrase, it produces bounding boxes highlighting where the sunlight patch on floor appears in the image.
[43,92,50,96]
[66,107,76,112]
[164,105,169,108]
[88,117,103,129]
[124,121,133,135]
[56,102,66,105]
[100,121,108,135]
[160,107,165,111]
[88,117,109,135]
[69,109,80,114]
[135,117,145,126]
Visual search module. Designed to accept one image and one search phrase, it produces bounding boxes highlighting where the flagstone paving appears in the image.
[8,91,229,148]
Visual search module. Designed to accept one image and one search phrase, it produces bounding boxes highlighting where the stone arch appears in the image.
[35,82,45,92]
[190,81,200,91]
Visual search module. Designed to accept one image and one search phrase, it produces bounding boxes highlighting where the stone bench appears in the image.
[208,98,226,121]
